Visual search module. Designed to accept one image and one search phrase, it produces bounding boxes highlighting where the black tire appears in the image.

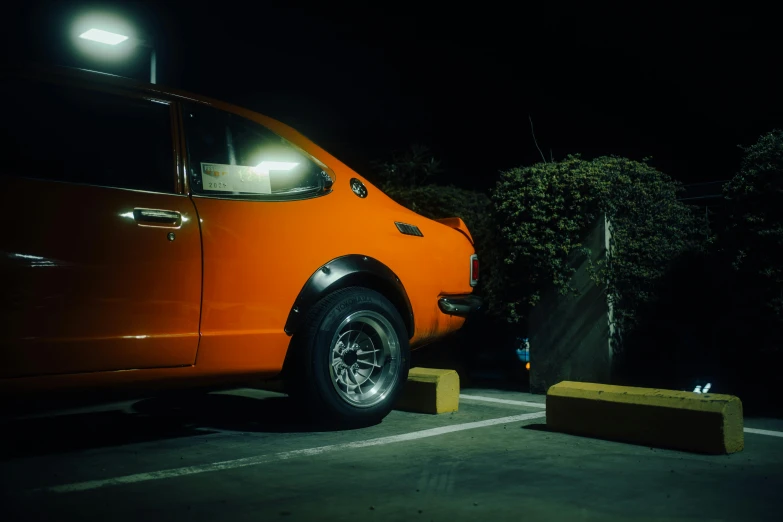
[286,286,410,427]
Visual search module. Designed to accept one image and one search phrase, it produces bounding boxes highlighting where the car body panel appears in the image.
[0,65,479,396]
[0,179,203,378]
[434,217,474,245]
[191,184,473,350]
[283,255,414,338]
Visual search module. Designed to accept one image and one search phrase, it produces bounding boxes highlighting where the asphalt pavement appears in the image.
[1,387,781,521]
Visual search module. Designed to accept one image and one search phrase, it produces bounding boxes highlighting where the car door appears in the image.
[0,72,202,378]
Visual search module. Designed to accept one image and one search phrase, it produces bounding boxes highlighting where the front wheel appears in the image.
[288,287,410,427]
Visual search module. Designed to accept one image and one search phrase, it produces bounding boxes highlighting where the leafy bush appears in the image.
[722,130,783,320]
[370,144,444,188]
[369,146,703,341]
[492,155,703,336]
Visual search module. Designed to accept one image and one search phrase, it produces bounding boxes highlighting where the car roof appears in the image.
[6,63,348,173]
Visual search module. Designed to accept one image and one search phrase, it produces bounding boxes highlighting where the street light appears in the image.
[79,28,128,45]
[73,14,157,84]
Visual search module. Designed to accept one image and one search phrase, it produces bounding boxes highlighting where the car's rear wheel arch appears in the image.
[334,271,413,339]
[284,255,414,340]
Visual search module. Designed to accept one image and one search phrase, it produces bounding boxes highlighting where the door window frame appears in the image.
[2,69,185,196]
[177,101,335,203]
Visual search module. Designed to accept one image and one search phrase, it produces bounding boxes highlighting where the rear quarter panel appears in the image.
[188,102,477,374]
[193,169,475,372]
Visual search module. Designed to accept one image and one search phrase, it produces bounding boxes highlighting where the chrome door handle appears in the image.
[133,208,182,227]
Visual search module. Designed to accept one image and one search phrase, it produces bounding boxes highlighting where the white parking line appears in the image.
[460,394,547,409]
[41,411,546,494]
[461,393,783,439]
[744,428,783,438]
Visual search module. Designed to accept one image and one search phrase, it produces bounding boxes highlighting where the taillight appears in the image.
[470,254,479,287]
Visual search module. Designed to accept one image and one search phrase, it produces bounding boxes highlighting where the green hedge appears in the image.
[491,155,703,337]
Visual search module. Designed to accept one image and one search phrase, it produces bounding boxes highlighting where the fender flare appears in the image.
[284,254,415,339]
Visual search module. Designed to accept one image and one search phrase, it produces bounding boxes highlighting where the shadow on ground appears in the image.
[521,423,550,432]
[131,393,361,434]
[0,393,363,461]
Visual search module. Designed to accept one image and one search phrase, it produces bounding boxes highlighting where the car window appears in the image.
[182,104,333,200]
[0,76,175,193]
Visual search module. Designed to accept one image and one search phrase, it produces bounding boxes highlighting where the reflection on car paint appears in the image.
[5,252,63,268]
[119,211,189,222]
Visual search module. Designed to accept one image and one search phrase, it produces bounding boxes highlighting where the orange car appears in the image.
[0,65,481,424]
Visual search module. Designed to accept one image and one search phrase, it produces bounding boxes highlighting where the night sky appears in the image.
[6,2,782,191]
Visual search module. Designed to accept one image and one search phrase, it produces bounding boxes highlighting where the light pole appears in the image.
[137,38,156,84]
[149,45,156,84]
[77,26,157,84]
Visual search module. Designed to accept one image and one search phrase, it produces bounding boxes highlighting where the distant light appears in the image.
[703,383,712,393]
[79,28,129,45]
[693,385,702,394]
[525,362,530,371]
[515,337,530,363]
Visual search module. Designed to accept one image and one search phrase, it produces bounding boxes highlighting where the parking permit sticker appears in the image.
[201,163,272,194]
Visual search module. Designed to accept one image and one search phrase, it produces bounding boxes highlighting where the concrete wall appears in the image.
[529,215,613,394]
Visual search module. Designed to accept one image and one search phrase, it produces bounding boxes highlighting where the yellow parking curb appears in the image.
[546,381,744,454]
[395,367,460,414]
